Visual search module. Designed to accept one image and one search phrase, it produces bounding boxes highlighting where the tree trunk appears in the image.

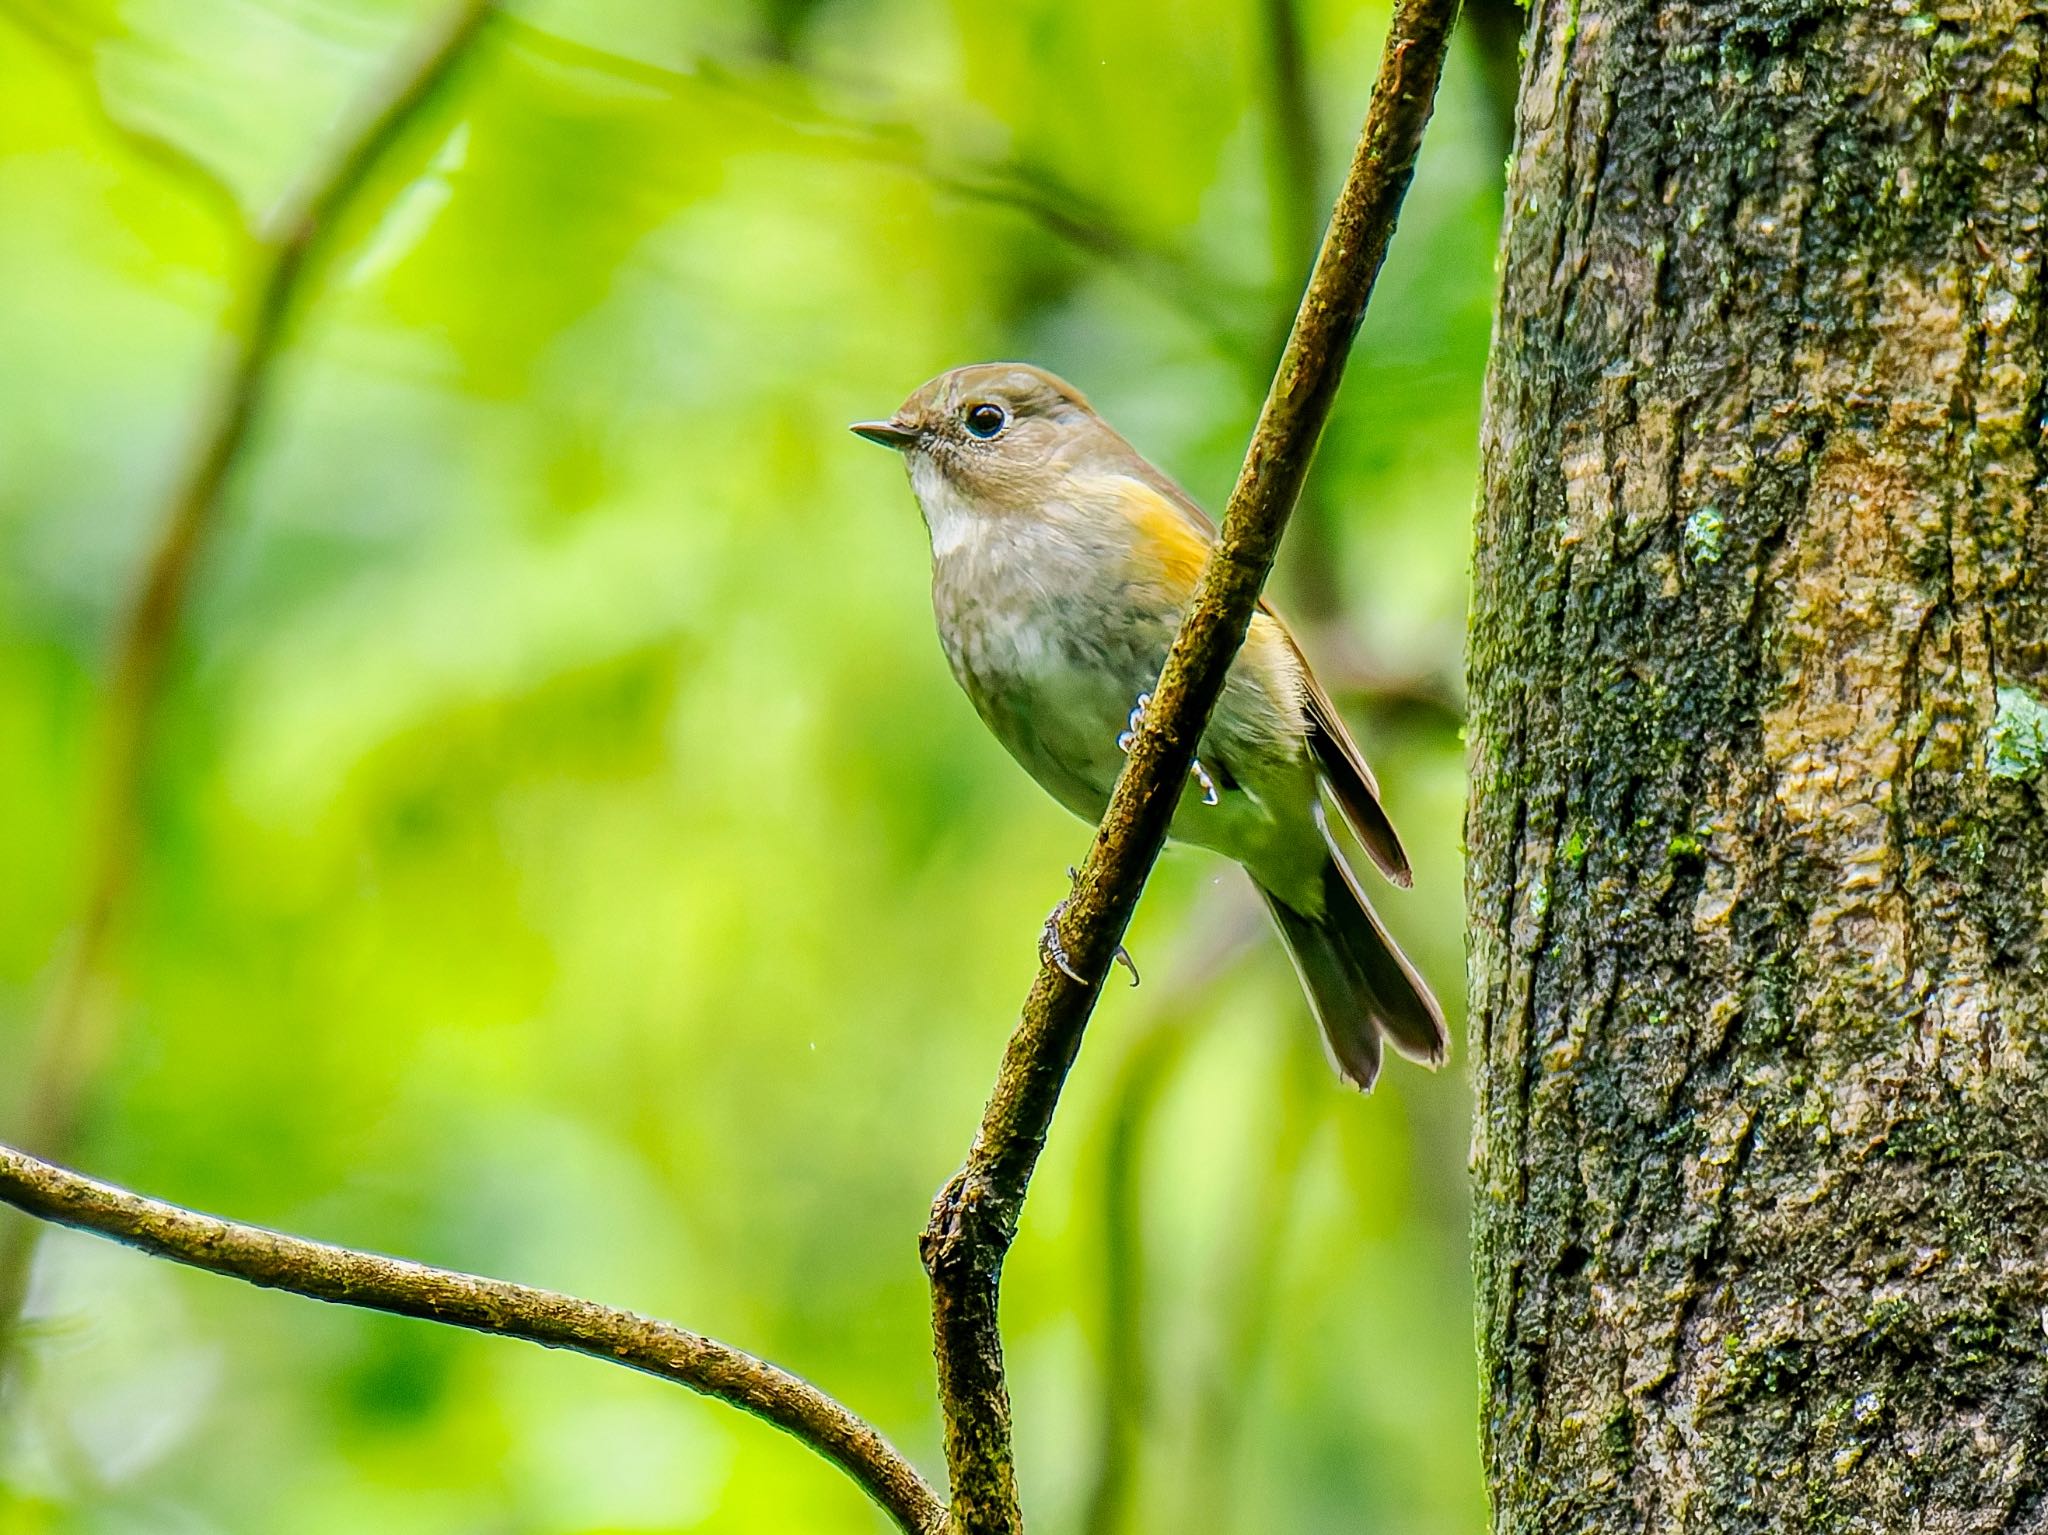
[1468,2,2048,1530]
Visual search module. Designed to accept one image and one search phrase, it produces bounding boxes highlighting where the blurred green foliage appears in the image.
[0,0,1499,1529]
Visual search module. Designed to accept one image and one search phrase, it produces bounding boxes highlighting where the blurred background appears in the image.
[0,0,1507,1529]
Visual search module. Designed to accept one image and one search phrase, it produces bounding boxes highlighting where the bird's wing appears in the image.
[1108,471,1414,889]
[1288,654,1412,886]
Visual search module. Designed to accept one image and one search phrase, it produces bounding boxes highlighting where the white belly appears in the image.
[940,596,1137,822]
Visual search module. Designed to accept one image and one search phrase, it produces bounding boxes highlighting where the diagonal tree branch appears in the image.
[0,0,500,1374]
[916,3,1463,1529]
[0,1144,948,1535]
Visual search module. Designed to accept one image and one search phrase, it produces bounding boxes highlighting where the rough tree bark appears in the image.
[1470,3,2048,1531]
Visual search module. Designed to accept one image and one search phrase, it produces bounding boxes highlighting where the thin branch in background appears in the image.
[1082,902,1263,1535]
[1461,0,1529,157]
[1081,1028,1178,1535]
[1257,0,1323,303]
[1318,645,1467,728]
[0,0,501,1376]
[1179,1039,1328,1532]
[918,3,1462,1528]
[0,1146,948,1535]
[492,14,1260,357]
[1255,0,1343,627]
[0,0,250,232]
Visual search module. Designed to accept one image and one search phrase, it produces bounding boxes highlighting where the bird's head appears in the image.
[852,363,1128,530]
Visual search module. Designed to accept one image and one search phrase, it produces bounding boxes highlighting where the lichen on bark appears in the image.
[1469,1,2048,1529]
[1988,685,2048,780]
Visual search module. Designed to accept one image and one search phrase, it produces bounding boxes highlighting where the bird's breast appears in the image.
[930,522,1162,817]
[935,515,1159,670]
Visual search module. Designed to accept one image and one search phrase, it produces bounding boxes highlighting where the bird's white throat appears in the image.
[908,455,981,561]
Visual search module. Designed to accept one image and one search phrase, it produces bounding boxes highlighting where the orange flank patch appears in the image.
[1112,476,1298,658]
[1108,473,1306,704]
[1113,476,1213,594]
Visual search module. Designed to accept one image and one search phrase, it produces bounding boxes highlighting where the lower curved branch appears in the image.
[0,1145,947,1535]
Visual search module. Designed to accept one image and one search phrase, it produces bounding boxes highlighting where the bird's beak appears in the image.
[850,418,919,450]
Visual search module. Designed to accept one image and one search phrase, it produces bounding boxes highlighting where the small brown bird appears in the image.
[853,363,1445,1089]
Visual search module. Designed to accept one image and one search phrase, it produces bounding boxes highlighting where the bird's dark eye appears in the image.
[963,402,1007,438]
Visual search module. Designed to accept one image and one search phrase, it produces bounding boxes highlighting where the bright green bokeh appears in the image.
[0,1,1496,1529]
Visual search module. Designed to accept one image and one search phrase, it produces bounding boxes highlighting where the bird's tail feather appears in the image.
[1256,854,1446,1091]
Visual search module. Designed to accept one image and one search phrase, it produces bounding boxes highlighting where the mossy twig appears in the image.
[918,4,1463,1529]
